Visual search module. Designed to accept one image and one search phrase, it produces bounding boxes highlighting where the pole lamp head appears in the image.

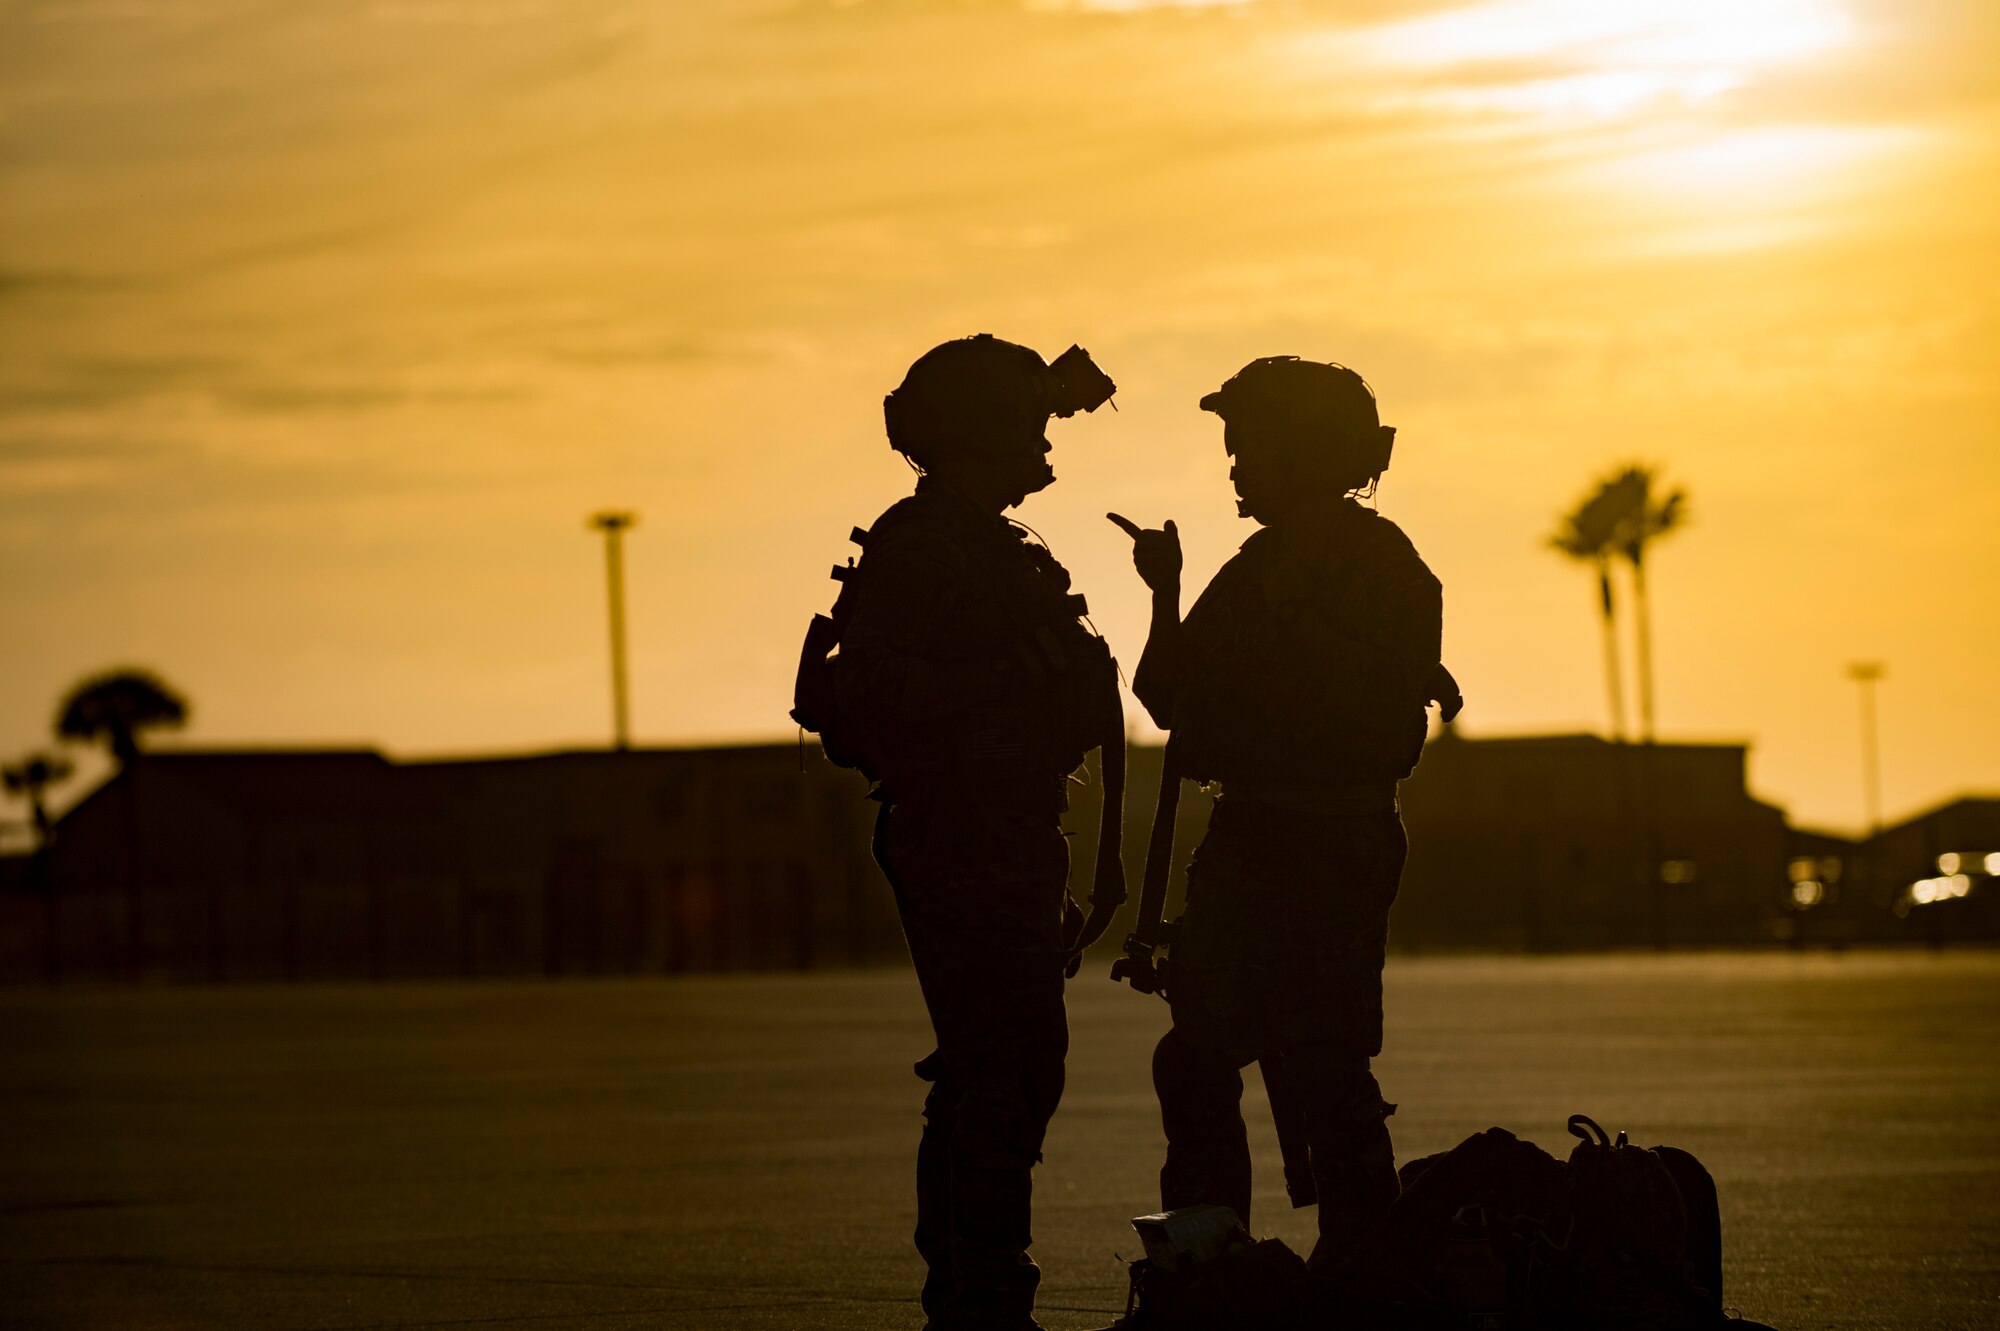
[590,511,637,535]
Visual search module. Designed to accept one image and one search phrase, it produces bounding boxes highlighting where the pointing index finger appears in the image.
[1105,512,1143,539]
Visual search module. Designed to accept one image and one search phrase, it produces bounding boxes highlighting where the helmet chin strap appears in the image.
[922,436,1052,514]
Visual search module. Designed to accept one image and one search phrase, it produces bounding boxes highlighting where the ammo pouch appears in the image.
[790,526,893,781]
[790,613,840,744]
[792,606,887,780]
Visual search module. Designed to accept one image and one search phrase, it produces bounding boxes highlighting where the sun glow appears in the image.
[1349,0,1858,128]
[1367,0,1854,76]
[1317,0,1890,236]
[1410,68,1745,120]
[1596,124,1918,198]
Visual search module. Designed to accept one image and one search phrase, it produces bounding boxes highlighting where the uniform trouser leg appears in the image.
[916,1060,1063,1325]
[916,1083,955,1320]
[943,1056,1064,1323]
[877,802,1070,1329]
[1152,1029,1395,1249]
[1288,1043,1398,1266]
[1156,803,1407,1257]
[1152,1025,1254,1232]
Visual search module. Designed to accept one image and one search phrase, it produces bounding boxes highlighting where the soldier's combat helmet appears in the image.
[884,334,1116,468]
[1200,355,1396,486]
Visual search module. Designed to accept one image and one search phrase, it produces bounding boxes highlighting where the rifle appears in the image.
[1260,1046,1319,1209]
[1110,747,1181,995]
[1064,720,1128,975]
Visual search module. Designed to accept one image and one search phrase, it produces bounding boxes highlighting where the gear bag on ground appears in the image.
[1103,1113,1776,1330]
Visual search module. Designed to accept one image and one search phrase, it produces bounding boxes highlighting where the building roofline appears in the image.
[1431,729,1755,751]
[1876,794,2000,839]
[113,747,390,761]
[402,743,816,767]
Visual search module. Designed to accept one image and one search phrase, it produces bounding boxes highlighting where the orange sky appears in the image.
[3,0,1996,835]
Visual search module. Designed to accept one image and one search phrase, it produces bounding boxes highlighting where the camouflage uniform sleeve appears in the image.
[1130,612,1181,730]
[1133,545,1265,730]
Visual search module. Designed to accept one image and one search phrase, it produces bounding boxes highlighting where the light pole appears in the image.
[1847,661,1884,836]
[590,511,638,751]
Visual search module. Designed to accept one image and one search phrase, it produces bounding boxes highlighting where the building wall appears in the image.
[10,748,900,984]
[6,740,1985,984]
[1393,734,1790,950]
[1867,799,2000,943]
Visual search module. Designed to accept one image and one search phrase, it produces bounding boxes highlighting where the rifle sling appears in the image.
[1094,728,1127,907]
[1132,746,1181,950]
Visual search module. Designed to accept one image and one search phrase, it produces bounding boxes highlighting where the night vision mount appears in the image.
[1046,344,1117,418]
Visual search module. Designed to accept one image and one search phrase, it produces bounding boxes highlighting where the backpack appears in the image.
[1339,1126,1570,1325]
[1333,1116,1737,1330]
[1557,1114,1726,1329]
[790,524,884,779]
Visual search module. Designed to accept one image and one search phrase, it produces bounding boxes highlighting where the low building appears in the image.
[1389,730,1792,950]
[2,747,895,984]
[1056,730,1799,953]
[1775,825,1864,946]
[1867,797,2000,944]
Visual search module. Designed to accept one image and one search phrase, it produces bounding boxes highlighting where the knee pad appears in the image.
[1151,1028,1191,1097]
[1154,1027,1249,1130]
[921,1078,954,1131]
[1153,1027,1237,1093]
[1292,1049,1392,1143]
[954,1052,1064,1170]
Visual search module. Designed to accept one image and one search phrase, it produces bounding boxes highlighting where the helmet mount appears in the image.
[884,334,1117,472]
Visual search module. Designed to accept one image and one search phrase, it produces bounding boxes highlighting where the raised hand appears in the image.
[1106,512,1182,596]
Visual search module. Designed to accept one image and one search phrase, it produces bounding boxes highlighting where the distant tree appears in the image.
[1550,472,1644,741]
[54,669,187,977]
[2,752,73,847]
[1611,467,1688,744]
[55,668,189,768]
[1551,467,1688,743]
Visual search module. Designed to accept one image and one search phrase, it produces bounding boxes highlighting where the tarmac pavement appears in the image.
[2,950,1996,1329]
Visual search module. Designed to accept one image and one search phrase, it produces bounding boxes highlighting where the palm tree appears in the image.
[54,668,188,978]
[1550,472,1645,740]
[3,752,73,848]
[55,669,189,767]
[1609,468,1688,745]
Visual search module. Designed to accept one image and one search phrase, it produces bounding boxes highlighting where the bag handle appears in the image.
[1567,1113,1611,1148]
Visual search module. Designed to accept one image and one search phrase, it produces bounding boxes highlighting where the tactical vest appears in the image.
[792,500,1119,792]
[1168,515,1436,787]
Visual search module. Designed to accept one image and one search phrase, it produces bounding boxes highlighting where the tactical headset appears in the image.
[1201,355,1396,488]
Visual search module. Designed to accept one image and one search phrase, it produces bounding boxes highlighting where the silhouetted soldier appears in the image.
[796,335,1125,1330]
[1108,356,1458,1275]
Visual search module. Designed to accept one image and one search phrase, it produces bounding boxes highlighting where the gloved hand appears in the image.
[1106,513,1181,598]
[1062,840,1126,978]
[1061,896,1086,953]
